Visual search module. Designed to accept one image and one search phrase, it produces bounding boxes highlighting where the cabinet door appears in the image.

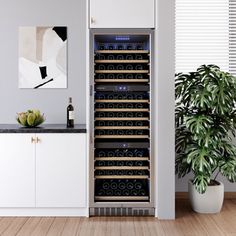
[36,134,86,207]
[90,0,155,28]
[0,134,35,207]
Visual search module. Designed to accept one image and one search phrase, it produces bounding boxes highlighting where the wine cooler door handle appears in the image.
[91,17,95,24]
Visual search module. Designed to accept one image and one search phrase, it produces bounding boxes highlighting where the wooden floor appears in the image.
[0,199,236,236]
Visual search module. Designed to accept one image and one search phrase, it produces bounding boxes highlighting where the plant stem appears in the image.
[214,170,220,181]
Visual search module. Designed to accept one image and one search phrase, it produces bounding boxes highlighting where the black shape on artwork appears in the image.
[34,78,54,89]
[39,66,47,79]
[52,27,67,42]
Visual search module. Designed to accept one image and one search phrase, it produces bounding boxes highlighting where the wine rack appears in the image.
[92,34,152,204]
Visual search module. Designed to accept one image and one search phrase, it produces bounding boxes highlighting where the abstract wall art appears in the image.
[19,26,67,89]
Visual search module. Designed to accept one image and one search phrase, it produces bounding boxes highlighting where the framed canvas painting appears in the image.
[19,26,67,89]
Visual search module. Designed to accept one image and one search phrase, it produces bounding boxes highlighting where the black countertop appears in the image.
[0,124,86,133]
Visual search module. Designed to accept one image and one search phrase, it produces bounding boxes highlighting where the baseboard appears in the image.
[176,192,236,199]
[0,207,89,217]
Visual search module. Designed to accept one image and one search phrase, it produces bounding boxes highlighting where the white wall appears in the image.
[0,0,86,124]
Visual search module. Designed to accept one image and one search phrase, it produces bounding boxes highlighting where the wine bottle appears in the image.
[106,190,114,196]
[98,64,106,70]
[117,103,124,109]
[136,45,143,50]
[131,190,138,196]
[97,189,106,196]
[138,189,146,196]
[117,130,124,135]
[135,65,143,70]
[126,64,133,70]
[127,182,134,189]
[110,181,118,189]
[107,151,115,157]
[135,103,143,108]
[108,161,115,166]
[107,65,115,70]
[108,44,114,50]
[117,74,124,79]
[123,189,130,196]
[99,44,105,50]
[118,182,126,190]
[126,103,134,109]
[126,161,133,166]
[126,151,133,157]
[117,45,123,50]
[107,74,115,79]
[126,74,133,79]
[97,161,105,166]
[135,54,143,60]
[135,74,143,79]
[117,161,124,166]
[98,54,105,60]
[98,74,106,79]
[102,182,110,189]
[117,55,124,60]
[126,121,133,126]
[98,151,106,157]
[135,121,143,126]
[135,161,143,166]
[117,121,124,126]
[114,190,122,196]
[97,103,105,108]
[108,55,115,60]
[108,121,114,126]
[67,97,74,128]
[117,64,124,70]
[126,54,133,60]
[126,45,133,50]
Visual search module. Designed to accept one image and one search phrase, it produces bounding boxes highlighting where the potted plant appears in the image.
[175,64,236,213]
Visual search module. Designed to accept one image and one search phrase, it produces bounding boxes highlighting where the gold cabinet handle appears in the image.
[31,137,36,143]
[36,137,41,143]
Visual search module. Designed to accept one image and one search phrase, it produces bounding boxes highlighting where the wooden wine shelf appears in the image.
[95,108,149,112]
[95,70,149,74]
[95,126,149,130]
[95,50,149,54]
[95,135,149,139]
[95,175,149,179]
[95,196,149,201]
[95,79,149,83]
[95,117,149,121]
[95,157,149,161]
[95,60,149,63]
[95,166,149,170]
[95,99,149,103]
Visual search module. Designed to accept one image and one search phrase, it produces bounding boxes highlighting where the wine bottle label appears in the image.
[69,111,74,120]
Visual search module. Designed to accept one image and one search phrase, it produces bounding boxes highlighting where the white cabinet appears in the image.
[0,133,86,209]
[36,134,86,207]
[89,0,155,28]
[0,134,35,207]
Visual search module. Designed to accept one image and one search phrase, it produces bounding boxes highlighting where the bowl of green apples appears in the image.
[16,110,45,127]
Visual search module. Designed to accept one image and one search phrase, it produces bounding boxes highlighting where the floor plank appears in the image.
[30,217,54,236]
[1,217,28,236]
[0,200,236,236]
[16,217,41,236]
[46,217,67,236]
[61,217,81,236]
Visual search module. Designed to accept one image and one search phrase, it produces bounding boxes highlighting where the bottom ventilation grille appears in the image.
[90,207,155,216]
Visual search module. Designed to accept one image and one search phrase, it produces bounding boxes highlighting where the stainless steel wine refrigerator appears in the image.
[89,30,154,216]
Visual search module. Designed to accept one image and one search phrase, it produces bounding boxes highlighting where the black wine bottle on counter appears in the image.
[67,97,74,128]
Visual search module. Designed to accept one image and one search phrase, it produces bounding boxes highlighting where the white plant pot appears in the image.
[188,180,224,214]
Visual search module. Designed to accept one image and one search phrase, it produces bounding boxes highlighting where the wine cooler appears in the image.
[89,32,154,216]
